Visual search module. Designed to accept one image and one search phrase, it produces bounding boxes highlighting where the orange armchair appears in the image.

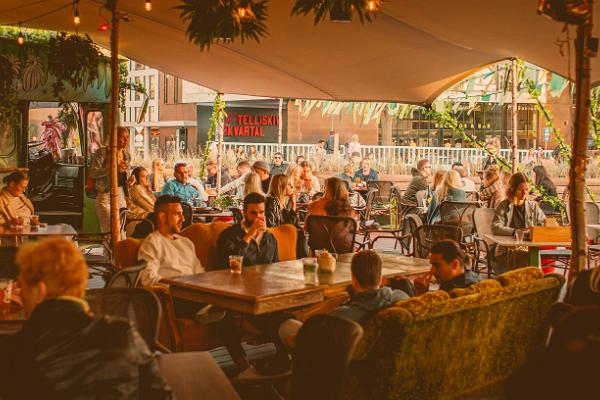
[179,221,231,270]
[267,224,298,261]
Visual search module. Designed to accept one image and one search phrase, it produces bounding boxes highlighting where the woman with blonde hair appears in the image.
[306,177,356,223]
[149,158,167,192]
[480,165,505,208]
[243,172,264,197]
[286,164,304,198]
[265,175,297,227]
[426,169,466,224]
[431,170,446,193]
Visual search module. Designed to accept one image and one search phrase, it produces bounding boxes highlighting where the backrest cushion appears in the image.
[179,222,231,270]
[115,238,143,269]
[267,224,298,261]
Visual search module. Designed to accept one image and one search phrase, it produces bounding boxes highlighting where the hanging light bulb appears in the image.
[98,21,110,31]
[236,4,255,20]
[366,0,381,12]
[145,0,152,12]
[74,9,81,25]
[17,27,24,45]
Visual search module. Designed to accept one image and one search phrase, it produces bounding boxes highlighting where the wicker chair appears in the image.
[413,224,463,259]
[104,263,146,288]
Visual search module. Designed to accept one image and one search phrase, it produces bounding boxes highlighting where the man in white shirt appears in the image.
[299,161,321,197]
[138,195,204,286]
[220,160,252,199]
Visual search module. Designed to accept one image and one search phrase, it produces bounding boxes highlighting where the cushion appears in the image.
[496,267,544,287]
[267,224,298,262]
[179,222,230,270]
[115,238,143,269]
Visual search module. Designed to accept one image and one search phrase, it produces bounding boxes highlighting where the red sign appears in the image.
[224,112,279,137]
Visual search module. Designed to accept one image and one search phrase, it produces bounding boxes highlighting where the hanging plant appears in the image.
[291,0,383,24]
[47,33,102,98]
[199,93,227,176]
[175,0,269,51]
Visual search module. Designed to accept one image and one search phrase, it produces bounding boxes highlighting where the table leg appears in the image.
[529,247,540,267]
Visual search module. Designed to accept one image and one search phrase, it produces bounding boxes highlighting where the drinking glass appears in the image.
[302,257,318,285]
[0,279,13,305]
[30,215,40,226]
[229,255,243,274]
[515,229,526,243]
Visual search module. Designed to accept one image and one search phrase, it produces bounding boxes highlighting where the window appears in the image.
[149,75,156,100]
[149,106,156,121]
[134,107,141,123]
[134,77,141,101]
[134,62,146,71]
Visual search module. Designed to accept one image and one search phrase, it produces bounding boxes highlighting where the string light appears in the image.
[74,9,81,25]
[145,0,152,12]
[17,25,24,45]
[366,0,381,12]
[236,5,254,20]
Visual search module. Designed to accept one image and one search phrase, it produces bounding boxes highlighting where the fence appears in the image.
[222,142,553,170]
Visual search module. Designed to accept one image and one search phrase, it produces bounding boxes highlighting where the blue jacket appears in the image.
[354,169,379,182]
[160,179,200,205]
[330,286,409,324]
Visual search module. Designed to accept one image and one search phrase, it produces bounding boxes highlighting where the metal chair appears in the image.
[438,201,480,238]
[306,215,361,254]
[413,224,463,259]
[104,262,146,288]
[398,214,422,255]
[473,208,496,277]
[86,287,167,352]
[291,314,363,400]
[181,202,193,228]
[366,180,394,203]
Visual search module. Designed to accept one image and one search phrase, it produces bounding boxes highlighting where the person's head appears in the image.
[154,195,184,234]
[287,163,302,182]
[483,165,500,186]
[452,164,468,178]
[437,170,461,199]
[429,240,469,284]
[416,159,432,178]
[243,192,266,225]
[273,152,284,167]
[268,174,292,205]
[252,160,270,181]
[343,163,354,176]
[3,171,28,196]
[533,165,555,189]
[243,172,264,197]
[432,170,446,192]
[350,250,383,293]
[17,238,88,317]
[205,160,217,177]
[173,161,189,184]
[317,139,325,149]
[329,130,335,136]
[506,172,530,203]
[132,166,149,188]
[236,146,245,155]
[351,134,359,143]
[249,145,257,155]
[152,158,165,173]
[366,152,375,161]
[361,159,371,173]
[117,127,129,149]
[299,160,312,178]
[296,155,305,164]
[237,160,251,176]
[187,163,196,178]
[323,177,352,216]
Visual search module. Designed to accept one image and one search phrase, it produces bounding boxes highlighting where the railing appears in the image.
[222,141,553,168]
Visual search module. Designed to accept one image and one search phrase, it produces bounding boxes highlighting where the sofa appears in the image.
[344,268,564,400]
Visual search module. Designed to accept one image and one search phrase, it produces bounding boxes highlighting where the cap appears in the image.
[252,160,270,173]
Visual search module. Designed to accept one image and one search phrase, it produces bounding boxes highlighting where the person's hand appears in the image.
[127,175,136,187]
[244,217,265,242]
[413,272,432,296]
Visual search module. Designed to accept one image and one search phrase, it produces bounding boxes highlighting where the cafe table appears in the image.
[0,223,78,245]
[164,252,430,315]
[483,234,572,267]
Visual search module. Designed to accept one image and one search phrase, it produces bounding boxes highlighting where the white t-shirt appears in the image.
[138,231,204,286]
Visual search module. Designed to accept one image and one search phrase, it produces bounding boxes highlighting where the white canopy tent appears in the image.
[1,0,598,104]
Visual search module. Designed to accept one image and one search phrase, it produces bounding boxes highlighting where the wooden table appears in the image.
[0,224,78,245]
[483,234,571,267]
[165,253,430,315]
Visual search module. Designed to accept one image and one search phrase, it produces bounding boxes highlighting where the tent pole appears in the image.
[109,0,120,245]
[511,58,518,173]
[216,93,224,197]
[278,98,283,152]
[569,5,594,283]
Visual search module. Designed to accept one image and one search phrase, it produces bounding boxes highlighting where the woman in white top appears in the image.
[243,172,265,197]
[347,134,361,158]
[0,171,34,226]
[128,167,156,220]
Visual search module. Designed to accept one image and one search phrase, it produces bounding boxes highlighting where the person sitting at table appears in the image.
[0,171,34,226]
[0,238,170,399]
[220,160,252,199]
[205,159,232,188]
[265,175,297,227]
[452,163,477,192]
[278,250,409,349]
[252,160,272,194]
[286,164,307,202]
[305,177,357,223]
[243,172,265,198]
[492,172,546,273]
[299,161,321,197]
[336,163,355,188]
[127,167,156,235]
[216,192,279,268]
[412,239,480,295]
[270,152,289,176]
[160,161,201,206]
[149,158,167,192]
[138,195,204,286]
[426,170,466,224]
[431,169,446,193]
[400,159,432,217]
[354,158,379,183]
[187,162,212,200]
[480,164,505,208]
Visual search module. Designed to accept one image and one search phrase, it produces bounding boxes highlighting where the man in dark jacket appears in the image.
[400,159,432,216]
[413,239,480,295]
[216,192,279,268]
[0,238,170,399]
[324,130,336,154]
[269,152,289,176]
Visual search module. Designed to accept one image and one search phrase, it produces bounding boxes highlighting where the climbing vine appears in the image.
[198,93,227,177]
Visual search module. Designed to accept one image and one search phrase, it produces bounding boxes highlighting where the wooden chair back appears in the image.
[114,237,143,269]
[267,224,298,261]
[179,221,231,271]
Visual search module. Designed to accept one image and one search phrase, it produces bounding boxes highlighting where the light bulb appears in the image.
[74,10,80,25]
[145,0,152,11]
[98,22,110,31]
[366,0,379,12]
[237,7,247,18]
[17,31,24,45]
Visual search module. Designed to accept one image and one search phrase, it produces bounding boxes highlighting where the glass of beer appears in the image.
[229,255,243,274]
[30,215,40,226]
